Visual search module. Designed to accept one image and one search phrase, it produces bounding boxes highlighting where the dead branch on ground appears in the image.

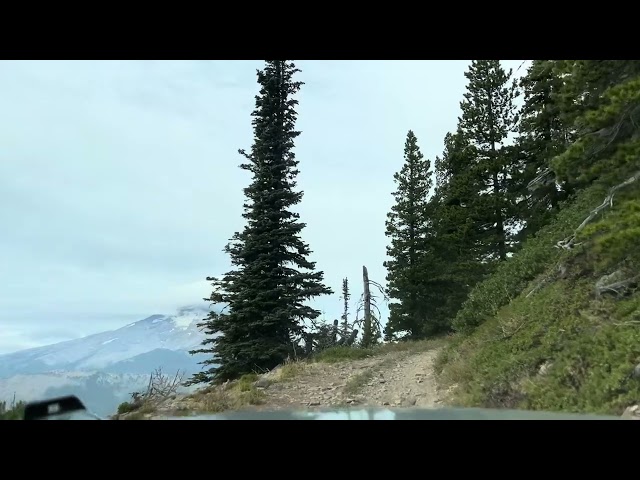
[557,169,640,250]
[595,272,640,298]
[129,367,185,407]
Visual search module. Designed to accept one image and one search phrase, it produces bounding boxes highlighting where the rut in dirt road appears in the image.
[358,349,444,407]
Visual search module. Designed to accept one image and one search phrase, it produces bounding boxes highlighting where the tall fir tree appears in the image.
[458,60,520,262]
[429,129,487,327]
[339,277,351,339]
[512,60,571,239]
[188,60,332,385]
[383,130,433,339]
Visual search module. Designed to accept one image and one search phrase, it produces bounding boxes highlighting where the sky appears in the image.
[0,60,529,354]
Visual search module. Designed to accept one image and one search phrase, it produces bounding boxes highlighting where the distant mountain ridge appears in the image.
[0,305,220,416]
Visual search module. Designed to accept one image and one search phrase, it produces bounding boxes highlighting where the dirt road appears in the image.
[251,346,447,409]
[128,344,449,419]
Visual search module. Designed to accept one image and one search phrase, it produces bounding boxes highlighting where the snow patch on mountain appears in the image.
[173,306,204,329]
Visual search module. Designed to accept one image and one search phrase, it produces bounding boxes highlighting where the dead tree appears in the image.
[129,367,185,407]
[353,265,387,348]
[345,329,359,346]
[303,332,315,356]
[302,317,342,354]
[362,266,372,347]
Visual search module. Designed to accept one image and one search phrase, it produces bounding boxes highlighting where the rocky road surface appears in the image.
[131,345,451,419]
[252,347,447,409]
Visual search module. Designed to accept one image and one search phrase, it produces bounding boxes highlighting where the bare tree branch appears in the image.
[595,273,640,298]
[557,169,640,250]
[129,367,185,407]
[527,167,555,192]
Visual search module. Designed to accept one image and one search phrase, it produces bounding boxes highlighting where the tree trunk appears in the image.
[362,265,372,348]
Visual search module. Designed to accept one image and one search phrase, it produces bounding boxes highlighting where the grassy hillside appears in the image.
[436,177,640,415]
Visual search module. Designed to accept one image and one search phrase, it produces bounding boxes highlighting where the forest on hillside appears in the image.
[187,60,640,393]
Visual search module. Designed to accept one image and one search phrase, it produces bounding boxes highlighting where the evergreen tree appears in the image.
[551,60,640,188]
[428,130,487,327]
[433,130,483,261]
[188,60,332,385]
[458,60,520,262]
[383,131,433,339]
[339,277,351,339]
[512,60,571,239]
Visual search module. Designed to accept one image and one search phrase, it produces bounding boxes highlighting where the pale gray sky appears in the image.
[0,60,528,354]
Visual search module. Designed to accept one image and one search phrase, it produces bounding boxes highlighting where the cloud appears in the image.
[0,60,529,354]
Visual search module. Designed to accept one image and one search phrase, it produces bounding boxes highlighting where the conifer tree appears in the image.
[384,131,433,339]
[428,130,486,326]
[513,60,571,239]
[458,60,520,261]
[188,60,332,385]
[551,60,640,188]
[339,277,351,339]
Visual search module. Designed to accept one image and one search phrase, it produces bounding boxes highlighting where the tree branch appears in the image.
[595,273,640,298]
[557,169,640,250]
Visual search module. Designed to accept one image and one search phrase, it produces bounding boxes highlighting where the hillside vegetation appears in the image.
[434,62,640,415]
[437,177,640,414]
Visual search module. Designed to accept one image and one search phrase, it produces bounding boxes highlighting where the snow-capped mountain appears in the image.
[0,305,220,417]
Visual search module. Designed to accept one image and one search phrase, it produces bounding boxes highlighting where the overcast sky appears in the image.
[0,60,528,354]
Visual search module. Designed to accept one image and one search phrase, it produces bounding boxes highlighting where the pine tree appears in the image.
[188,60,332,385]
[339,277,351,339]
[513,60,571,239]
[429,130,487,327]
[458,60,520,262]
[383,131,433,339]
[551,60,640,188]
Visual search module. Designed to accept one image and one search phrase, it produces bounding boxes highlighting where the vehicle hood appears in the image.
[160,406,620,420]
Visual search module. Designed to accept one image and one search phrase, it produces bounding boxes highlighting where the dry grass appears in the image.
[313,336,448,364]
[123,411,146,420]
[275,360,307,381]
[343,370,375,396]
[192,374,266,413]
[376,337,449,355]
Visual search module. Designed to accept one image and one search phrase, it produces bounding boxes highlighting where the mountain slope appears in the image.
[0,305,215,378]
[0,305,220,416]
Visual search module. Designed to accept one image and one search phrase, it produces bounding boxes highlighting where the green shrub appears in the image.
[437,179,640,415]
[0,399,26,420]
[237,373,259,392]
[117,401,138,414]
[313,346,374,363]
[277,361,306,381]
[452,184,608,332]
